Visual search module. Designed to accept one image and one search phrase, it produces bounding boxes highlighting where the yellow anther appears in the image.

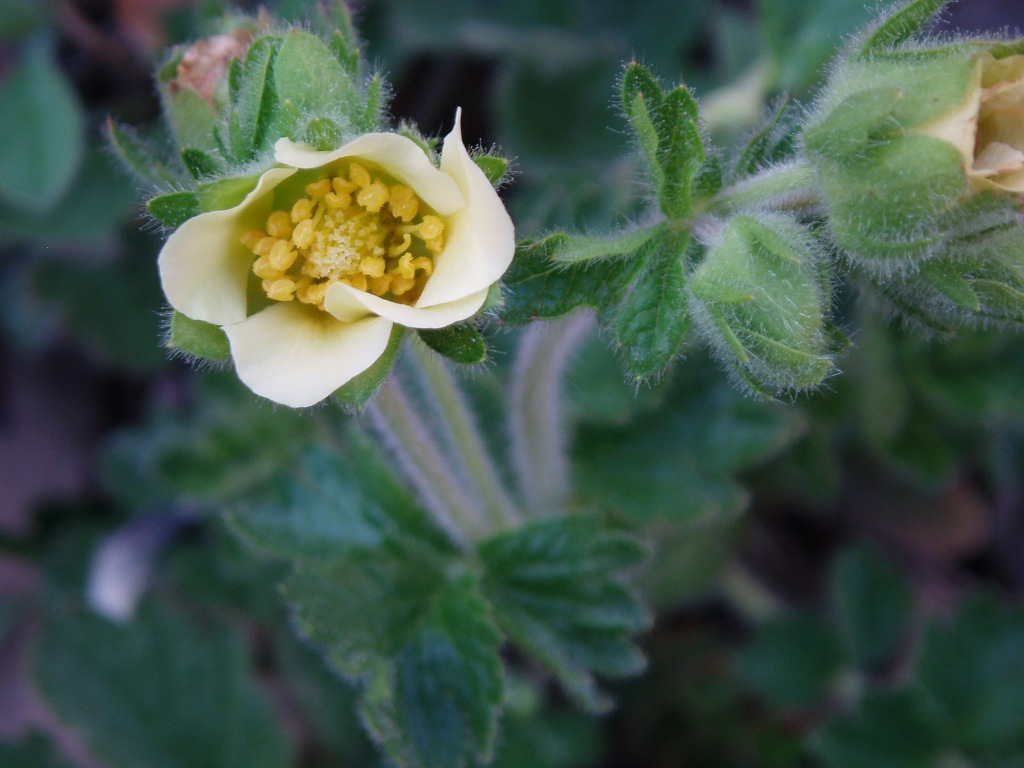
[241,230,266,250]
[305,178,331,198]
[369,274,392,296]
[391,274,415,296]
[360,255,386,278]
[425,237,444,254]
[332,176,357,195]
[265,278,297,301]
[291,198,314,223]
[347,273,368,292]
[269,240,297,272]
[349,163,371,188]
[418,215,444,241]
[252,254,281,280]
[298,280,328,306]
[325,191,351,209]
[388,233,413,257]
[292,218,316,249]
[254,236,279,257]
[411,256,433,275]
[356,180,389,213]
[395,253,416,280]
[265,211,293,239]
[389,186,419,222]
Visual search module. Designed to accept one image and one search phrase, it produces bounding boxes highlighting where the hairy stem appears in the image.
[706,159,820,214]
[367,377,486,549]
[508,311,595,515]
[409,339,521,533]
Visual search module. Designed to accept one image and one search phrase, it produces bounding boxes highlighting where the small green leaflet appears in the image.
[857,0,951,58]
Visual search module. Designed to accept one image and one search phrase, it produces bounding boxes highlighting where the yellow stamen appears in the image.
[242,158,447,309]
[265,211,293,239]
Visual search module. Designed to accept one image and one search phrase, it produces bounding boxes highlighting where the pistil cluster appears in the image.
[241,161,444,310]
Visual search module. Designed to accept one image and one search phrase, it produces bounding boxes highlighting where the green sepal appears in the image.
[418,323,487,364]
[548,225,660,264]
[147,191,200,228]
[803,87,904,167]
[274,30,357,127]
[692,155,723,199]
[857,0,951,58]
[304,116,344,150]
[655,88,704,219]
[472,154,510,186]
[614,228,691,381]
[333,325,404,410]
[500,235,643,326]
[106,119,186,187]
[180,147,224,179]
[228,35,280,161]
[480,516,650,714]
[357,71,388,133]
[328,29,360,77]
[168,311,230,360]
[197,173,261,213]
[163,81,220,155]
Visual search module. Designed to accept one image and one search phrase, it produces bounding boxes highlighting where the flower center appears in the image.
[240,161,445,310]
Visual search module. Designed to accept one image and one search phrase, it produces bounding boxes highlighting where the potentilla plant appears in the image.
[96,1,1024,767]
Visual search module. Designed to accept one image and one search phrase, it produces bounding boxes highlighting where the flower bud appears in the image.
[688,213,833,394]
[804,46,1024,272]
[169,28,254,108]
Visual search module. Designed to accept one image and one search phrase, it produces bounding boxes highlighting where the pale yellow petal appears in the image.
[916,61,982,166]
[324,282,489,329]
[416,109,516,308]
[973,141,1024,175]
[273,134,465,216]
[158,168,295,325]
[223,303,393,407]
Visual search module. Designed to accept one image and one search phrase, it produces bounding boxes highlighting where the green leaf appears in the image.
[621,62,665,183]
[548,225,659,264]
[857,0,951,58]
[418,323,488,364]
[614,229,690,381]
[286,558,504,768]
[168,311,230,360]
[655,87,704,219]
[500,235,643,326]
[333,325,404,409]
[274,30,357,124]
[812,691,943,768]
[147,191,200,228]
[735,96,796,178]
[358,71,387,133]
[106,119,186,187]
[0,38,84,211]
[230,36,279,159]
[573,358,802,524]
[480,516,649,713]
[472,154,510,186]
[162,82,220,155]
[736,612,844,709]
[916,597,1024,750]
[33,603,292,768]
[180,147,224,179]
[830,546,912,671]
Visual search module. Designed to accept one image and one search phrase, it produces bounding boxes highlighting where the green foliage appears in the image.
[168,311,231,360]
[0,37,84,211]
[857,0,951,58]
[33,603,292,768]
[148,191,201,228]
[334,326,405,409]
[480,516,649,713]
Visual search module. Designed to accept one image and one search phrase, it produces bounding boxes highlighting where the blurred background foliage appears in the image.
[3,0,1024,766]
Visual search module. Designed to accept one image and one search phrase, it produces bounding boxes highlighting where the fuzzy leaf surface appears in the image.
[857,0,950,58]
[418,323,488,364]
[480,516,649,713]
[168,311,230,360]
[33,604,291,768]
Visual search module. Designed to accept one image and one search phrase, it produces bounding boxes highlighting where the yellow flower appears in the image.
[918,54,1024,193]
[158,111,514,406]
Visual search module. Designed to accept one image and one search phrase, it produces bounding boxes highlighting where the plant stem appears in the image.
[508,311,595,515]
[409,339,521,533]
[705,159,820,215]
[367,377,485,549]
